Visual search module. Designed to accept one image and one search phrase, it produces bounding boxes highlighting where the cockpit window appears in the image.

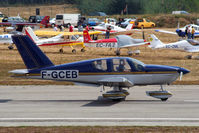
[93,60,107,71]
[187,39,199,46]
[112,59,131,72]
[127,58,145,71]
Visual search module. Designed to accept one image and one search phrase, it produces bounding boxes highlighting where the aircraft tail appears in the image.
[83,30,92,43]
[40,16,50,26]
[126,24,133,30]
[24,27,39,42]
[12,35,54,69]
[148,34,164,49]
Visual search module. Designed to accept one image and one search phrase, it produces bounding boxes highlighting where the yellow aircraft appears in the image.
[31,29,102,53]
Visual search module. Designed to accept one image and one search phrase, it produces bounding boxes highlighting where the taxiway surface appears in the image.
[0,85,199,126]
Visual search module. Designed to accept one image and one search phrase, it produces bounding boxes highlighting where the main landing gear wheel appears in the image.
[115,51,120,56]
[59,48,64,53]
[8,46,14,50]
[102,86,129,101]
[81,48,85,52]
[161,98,168,101]
[72,49,76,54]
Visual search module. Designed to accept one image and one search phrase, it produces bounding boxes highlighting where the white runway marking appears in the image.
[184,100,199,102]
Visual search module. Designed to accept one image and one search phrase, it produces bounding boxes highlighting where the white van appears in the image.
[55,13,80,27]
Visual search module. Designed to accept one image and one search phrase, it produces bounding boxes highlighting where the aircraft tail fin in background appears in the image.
[126,24,133,30]
[83,30,92,43]
[12,35,54,70]
[40,16,50,26]
[148,34,164,49]
[24,27,39,42]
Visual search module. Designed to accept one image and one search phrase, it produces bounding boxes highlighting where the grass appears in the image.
[0,28,199,85]
[0,126,199,132]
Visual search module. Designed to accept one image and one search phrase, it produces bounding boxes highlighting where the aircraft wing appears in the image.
[155,29,177,35]
[120,42,150,48]
[37,41,83,47]
[98,77,134,87]
[35,30,102,37]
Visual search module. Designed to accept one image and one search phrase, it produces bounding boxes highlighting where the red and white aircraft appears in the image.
[83,30,149,55]
[90,22,134,34]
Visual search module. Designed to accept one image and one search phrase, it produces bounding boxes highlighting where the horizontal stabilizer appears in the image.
[9,69,28,74]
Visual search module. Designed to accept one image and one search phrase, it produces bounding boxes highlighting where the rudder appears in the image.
[12,35,54,69]
[83,30,92,43]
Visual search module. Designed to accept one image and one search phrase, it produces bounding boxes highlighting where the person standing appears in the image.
[191,26,195,39]
[105,25,111,39]
[187,26,192,39]
[69,24,73,32]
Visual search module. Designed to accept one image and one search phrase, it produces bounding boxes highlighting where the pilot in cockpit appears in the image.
[117,59,125,72]
[96,60,103,70]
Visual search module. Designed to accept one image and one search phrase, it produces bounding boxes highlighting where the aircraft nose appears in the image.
[178,67,190,75]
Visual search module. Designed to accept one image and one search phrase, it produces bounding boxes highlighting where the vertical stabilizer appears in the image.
[83,30,92,43]
[12,35,54,69]
[148,34,164,49]
[24,27,39,42]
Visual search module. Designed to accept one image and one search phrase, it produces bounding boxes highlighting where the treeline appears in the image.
[0,0,199,14]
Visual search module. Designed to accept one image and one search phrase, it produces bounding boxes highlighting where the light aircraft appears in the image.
[83,30,150,55]
[25,27,101,53]
[149,34,199,53]
[10,35,189,101]
[155,24,199,38]
[0,31,22,49]
[90,22,134,34]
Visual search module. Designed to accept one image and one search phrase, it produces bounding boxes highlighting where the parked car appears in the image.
[88,12,107,16]
[2,16,26,23]
[130,18,155,29]
[29,16,45,23]
[86,18,102,26]
[172,11,189,15]
[49,18,55,26]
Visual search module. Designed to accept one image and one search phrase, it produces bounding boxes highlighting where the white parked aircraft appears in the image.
[155,24,199,38]
[90,22,134,34]
[149,34,199,52]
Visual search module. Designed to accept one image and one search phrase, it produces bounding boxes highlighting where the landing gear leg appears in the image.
[115,48,121,56]
[8,43,14,50]
[59,46,64,53]
[70,45,76,54]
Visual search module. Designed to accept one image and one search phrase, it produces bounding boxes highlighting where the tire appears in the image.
[116,51,120,56]
[140,25,144,29]
[161,98,168,101]
[8,46,14,50]
[72,49,76,54]
[59,49,64,53]
[151,24,155,28]
[81,48,85,52]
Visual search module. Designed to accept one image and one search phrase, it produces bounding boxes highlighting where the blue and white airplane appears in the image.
[155,24,199,38]
[10,35,190,101]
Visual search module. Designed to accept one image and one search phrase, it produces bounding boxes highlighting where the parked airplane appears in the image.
[0,16,50,32]
[149,34,199,53]
[155,24,199,38]
[0,31,22,49]
[10,35,189,101]
[83,30,149,55]
[24,27,85,53]
[90,22,134,34]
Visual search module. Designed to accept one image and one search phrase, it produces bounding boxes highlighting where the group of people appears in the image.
[185,26,195,39]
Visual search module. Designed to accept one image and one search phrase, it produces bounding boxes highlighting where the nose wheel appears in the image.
[146,85,172,101]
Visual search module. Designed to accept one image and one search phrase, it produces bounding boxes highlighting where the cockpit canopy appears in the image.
[92,58,145,72]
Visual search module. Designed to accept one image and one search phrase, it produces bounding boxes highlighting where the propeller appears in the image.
[179,71,183,81]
